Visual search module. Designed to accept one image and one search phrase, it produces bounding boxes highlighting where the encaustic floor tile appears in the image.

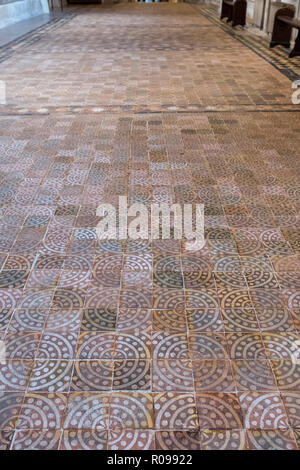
[0,0,300,451]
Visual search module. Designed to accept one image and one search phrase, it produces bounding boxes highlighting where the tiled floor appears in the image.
[0,2,299,450]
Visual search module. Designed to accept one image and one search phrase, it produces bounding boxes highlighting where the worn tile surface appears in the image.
[0,1,299,450]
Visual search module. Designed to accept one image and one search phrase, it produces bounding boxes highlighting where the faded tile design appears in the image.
[28,360,73,392]
[155,430,201,450]
[200,430,247,450]
[71,361,113,392]
[108,429,155,450]
[0,393,24,429]
[154,393,198,430]
[196,393,243,430]
[110,392,153,429]
[239,392,290,429]
[193,360,235,392]
[16,394,67,430]
[153,359,194,392]
[60,430,107,450]
[0,1,299,451]
[232,360,277,392]
[0,430,14,450]
[64,393,109,430]
[12,429,61,450]
[113,360,151,391]
[0,361,33,392]
[246,430,298,450]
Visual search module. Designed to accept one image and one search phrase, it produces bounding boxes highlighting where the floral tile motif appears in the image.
[12,429,61,450]
[155,430,201,450]
[196,393,243,430]
[154,393,198,430]
[60,430,107,450]
[246,429,298,450]
[238,392,290,429]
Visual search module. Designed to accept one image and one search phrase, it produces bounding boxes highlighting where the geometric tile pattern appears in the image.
[0,2,299,450]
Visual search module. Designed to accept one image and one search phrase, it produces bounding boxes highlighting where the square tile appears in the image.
[193,360,235,392]
[64,392,109,430]
[110,392,153,429]
[196,393,243,429]
[239,392,289,429]
[154,393,198,430]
